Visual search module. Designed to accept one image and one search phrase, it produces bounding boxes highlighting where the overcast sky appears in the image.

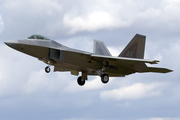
[0,0,180,120]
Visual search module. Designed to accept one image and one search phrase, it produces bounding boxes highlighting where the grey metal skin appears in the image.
[4,34,173,86]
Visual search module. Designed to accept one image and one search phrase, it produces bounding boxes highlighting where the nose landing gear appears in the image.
[45,66,51,73]
[45,61,51,73]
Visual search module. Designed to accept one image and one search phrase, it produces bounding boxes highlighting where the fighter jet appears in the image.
[4,34,172,86]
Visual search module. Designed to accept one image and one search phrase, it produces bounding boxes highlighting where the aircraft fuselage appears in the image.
[4,34,172,86]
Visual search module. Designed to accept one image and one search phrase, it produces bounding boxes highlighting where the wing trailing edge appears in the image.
[133,63,173,73]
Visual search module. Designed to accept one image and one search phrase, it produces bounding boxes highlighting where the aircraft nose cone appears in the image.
[4,40,19,48]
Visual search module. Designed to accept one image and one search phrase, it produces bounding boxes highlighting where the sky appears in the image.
[0,0,180,120]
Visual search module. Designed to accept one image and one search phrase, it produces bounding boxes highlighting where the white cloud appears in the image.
[157,40,180,77]
[136,0,180,29]
[65,77,104,93]
[100,82,165,100]
[62,0,180,34]
[63,11,130,34]
[62,0,137,34]
[0,44,42,96]
[2,0,180,36]
[137,7,162,26]
[60,37,93,52]
[1,0,180,119]
[162,0,180,26]
[108,46,123,56]
[83,77,104,90]
[23,70,53,94]
[0,43,68,96]
[2,0,62,37]
[3,0,62,16]
[0,15,4,33]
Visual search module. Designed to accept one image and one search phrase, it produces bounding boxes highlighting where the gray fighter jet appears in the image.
[4,34,172,86]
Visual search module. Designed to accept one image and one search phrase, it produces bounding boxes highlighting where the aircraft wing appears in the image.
[90,54,172,74]
[140,67,172,73]
[91,54,159,64]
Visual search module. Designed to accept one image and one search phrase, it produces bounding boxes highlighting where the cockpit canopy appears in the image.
[27,34,50,40]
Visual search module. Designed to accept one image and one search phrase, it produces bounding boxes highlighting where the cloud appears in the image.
[62,0,139,34]
[0,43,67,96]
[108,46,123,56]
[62,0,180,34]
[62,0,138,34]
[60,37,93,52]
[134,0,180,31]
[65,77,104,93]
[2,0,180,38]
[0,15,4,33]
[23,70,55,94]
[0,44,43,97]
[163,40,180,69]
[3,0,62,16]
[100,82,165,100]
[2,0,62,37]
[1,0,180,120]
[63,11,130,34]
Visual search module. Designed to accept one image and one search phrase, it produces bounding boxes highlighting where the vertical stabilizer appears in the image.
[93,39,112,56]
[118,34,146,59]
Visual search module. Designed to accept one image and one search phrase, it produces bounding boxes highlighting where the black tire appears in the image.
[45,66,51,73]
[77,76,85,86]
[101,74,109,84]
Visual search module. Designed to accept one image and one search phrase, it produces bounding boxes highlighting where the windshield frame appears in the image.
[27,34,50,40]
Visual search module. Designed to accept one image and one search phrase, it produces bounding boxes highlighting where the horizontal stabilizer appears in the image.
[119,34,146,59]
[146,67,173,73]
[93,39,112,56]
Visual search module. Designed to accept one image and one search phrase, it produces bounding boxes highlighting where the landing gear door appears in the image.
[49,48,60,60]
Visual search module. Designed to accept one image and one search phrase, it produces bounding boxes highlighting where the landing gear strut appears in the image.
[45,61,51,73]
[77,76,85,86]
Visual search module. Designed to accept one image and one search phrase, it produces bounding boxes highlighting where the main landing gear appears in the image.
[77,76,85,86]
[97,69,109,84]
[77,69,109,86]
[101,74,109,84]
[77,73,109,86]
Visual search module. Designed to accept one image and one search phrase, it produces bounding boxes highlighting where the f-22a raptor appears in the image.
[5,34,172,86]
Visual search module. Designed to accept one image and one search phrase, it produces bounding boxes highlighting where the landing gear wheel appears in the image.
[101,74,109,84]
[45,66,51,73]
[77,76,85,86]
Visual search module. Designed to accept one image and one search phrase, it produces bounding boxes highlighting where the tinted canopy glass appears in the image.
[27,34,50,40]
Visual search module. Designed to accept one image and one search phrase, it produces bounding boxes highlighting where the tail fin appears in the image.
[93,39,112,56]
[118,34,146,59]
